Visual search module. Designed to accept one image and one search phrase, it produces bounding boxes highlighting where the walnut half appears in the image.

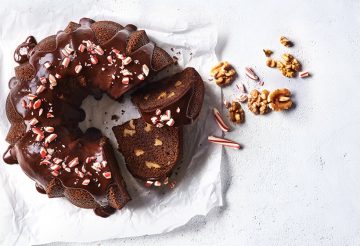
[268,88,293,111]
[247,89,270,115]
[210,61,236,87]
[228,101,245,124]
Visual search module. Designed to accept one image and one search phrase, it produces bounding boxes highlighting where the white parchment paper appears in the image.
[0,1,222,245]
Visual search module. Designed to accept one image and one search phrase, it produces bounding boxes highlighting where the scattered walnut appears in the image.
[268,88,293,111]
[277,53,302,78]
[247,89,270,115]
[157,91,167,99]
[145,161,161,169]
[228,101,245,123]
[280,36,293,47]
[123,128,136,137]
[134,149,145,156]
[167,92,175,98]
[144,123,152,132]
[263,49,273,57]
[129,119,136,129]
[210,61,236,86]
[266,58,277,68]
[175,81,182,87]
[154,138,163,146]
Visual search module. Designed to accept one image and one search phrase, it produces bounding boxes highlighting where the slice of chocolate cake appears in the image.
[112,118,182,181]
[131,67,205,127]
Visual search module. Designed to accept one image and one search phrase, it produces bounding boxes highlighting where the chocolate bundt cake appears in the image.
[112,118,182,183]
[132,67,204,127]
[3,17,173,217]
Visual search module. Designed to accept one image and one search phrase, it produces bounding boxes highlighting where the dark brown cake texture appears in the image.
[112,118,182,187]
[132,67,205,128]
[3,17,173,217]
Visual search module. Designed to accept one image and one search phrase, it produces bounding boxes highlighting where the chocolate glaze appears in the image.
[3,18,158,216]
[14,36,37,64]
[94,206,116,218]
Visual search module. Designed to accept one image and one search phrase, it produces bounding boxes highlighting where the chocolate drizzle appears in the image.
[3,18,159,216]
[14,36,37,64]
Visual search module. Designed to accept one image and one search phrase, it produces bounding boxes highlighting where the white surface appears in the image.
[2,0,360,245]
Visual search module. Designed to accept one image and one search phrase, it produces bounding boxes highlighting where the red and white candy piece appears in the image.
[48,74,57,86]
[107,55,113,63]
[122,77,130,85]
[145,180,153,187]
[78,44,86,52]
[155,109,162,115]
[68,157,79,168]
[43,62,51,69]
[166,118,175,126]
[47,112,54,118]
[123,57,132,65]
[40,160,51,166]
[36,85,46,95]
[151,116,158,124]
[85,156,96,164]
[53,158,62,164]
[244,67,259,81]
[51,171,59,177]
[176,107,181,113]
[208,136,241,149]
[39,147,47,158]
[102,171,112,179]
[137,74,145,81]
[75,64,82,74]
[29,118,39,126]
[94,45,104,56]
[32,127,43,136]
[142,64,149,76]
[62,57,71,68]
[154,181,162,187]
[90,55,98,65]
[213,108,231,132]
[33,99,42,109]
[44,126,54,133]
[45,133,57,144]
[82,179,90,186]
[27,94,37,101]
[35,134,44,142]
[39,77,47,84]
[299,71,310,78]
[50,164,61,171]
[61,48,70,57]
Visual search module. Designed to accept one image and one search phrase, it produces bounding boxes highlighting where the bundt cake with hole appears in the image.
[2,17,173,217]
[131,67,204,127]
[112,118,182,183]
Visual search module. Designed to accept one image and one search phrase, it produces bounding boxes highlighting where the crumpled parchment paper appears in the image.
[0,1,222,245]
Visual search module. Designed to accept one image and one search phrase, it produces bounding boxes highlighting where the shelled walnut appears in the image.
[210,61,236,86]
[247,89,270,115]
[276,54,302,78]
[268,88,293,111]
[228,101,245,123]
[280,36,293,47]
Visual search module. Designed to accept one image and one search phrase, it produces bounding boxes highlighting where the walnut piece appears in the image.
[210,61,236,87]
[145,161,161,169]
[154,138,163,146]
[228,101,245,124]
[268,88,293,111]
[123,128,136,137]
[263,49,273,57]
[266,58,277,68]
[167,92,175,98]
[175,81,182,87]
[134,149,145,156]
[247,89,270,115]
[277,54,302,78]
[280,36,293,47]
[144,123,152,132]
[129,119,136,129]
[157,91,167,99]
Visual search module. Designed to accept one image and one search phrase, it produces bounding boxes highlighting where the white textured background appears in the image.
[3,0,360,245]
